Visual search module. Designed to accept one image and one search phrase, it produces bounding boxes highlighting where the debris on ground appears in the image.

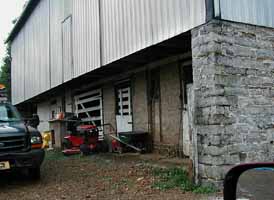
[0,151,220,200]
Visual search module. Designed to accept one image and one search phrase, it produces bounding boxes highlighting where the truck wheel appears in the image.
[29,167,41,180]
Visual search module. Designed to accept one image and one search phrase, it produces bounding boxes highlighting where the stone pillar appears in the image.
[192,20,274,186]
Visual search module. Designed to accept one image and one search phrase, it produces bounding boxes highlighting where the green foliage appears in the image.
[192,185,217,194]
[152,167,217,194]
[45,150,66,161]
[0,13,25,102]
[152,167,193,191]
[0,43,11,101]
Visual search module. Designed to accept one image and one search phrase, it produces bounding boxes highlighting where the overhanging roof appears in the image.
[6,0,40,43]
[6,0,209,44]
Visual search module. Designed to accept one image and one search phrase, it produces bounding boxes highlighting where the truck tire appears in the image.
[29,167,41,180]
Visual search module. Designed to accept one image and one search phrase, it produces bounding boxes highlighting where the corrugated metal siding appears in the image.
[101,0,206,65]
[11,0,206,105]
[24,0,50,99]
[72,0,101,78]
[49,0,63,88]
[72,0,87,77]
[62,17,73,82]
[39,0,50,94]
[85,0,101,73]
[220,0,274,28]
[11,31,25,105]
[63,0,73,19]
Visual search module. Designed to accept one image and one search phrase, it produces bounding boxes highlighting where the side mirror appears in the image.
[224,163,274,200]
[28,114,40,128]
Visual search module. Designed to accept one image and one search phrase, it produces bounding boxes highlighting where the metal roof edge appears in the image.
[5,0,41,44]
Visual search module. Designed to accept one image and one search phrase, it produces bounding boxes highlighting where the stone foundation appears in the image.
[192,20,274,186]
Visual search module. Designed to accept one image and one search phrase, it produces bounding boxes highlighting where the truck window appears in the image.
[0,104,21,122]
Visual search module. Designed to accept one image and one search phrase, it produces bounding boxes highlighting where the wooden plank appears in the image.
[76,96,101,104]
[81,116,102,121]
[122,93,129,98]
[109,134,142,152]
[77,105,102,113]
[75,89,101,99]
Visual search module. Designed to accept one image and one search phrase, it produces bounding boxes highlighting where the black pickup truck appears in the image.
[0,103,44,179]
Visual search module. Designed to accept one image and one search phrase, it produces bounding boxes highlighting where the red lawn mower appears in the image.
[62,119,108,156]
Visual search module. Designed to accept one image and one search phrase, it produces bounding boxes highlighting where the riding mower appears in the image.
[62,118,108,156]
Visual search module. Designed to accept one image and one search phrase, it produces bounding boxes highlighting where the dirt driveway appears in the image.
[0,151,219,200]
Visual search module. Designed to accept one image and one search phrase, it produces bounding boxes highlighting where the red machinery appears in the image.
[62,124,100,155]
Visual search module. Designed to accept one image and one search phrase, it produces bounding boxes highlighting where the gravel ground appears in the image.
[0,151,219,200]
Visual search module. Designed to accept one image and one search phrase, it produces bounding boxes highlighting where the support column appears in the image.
[192,20,274,187]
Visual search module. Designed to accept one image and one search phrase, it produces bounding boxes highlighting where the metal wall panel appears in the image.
[62,17,73,82]
[11,31,25,105]
[72,0,87,77]
[72,0,101,78]
[50,0,63,88]
[11,0,206,104]
[24,0,50,99]
[101,0,206,65]
[38,0,50,94]
[63,0,73,19]
[219,0,274,28]
[85,0,101,73]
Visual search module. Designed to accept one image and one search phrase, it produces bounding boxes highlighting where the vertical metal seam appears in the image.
[70,15,74,80]
[98,0,103,67]
[149,0,154,45]
[85,1,88,74]
[205,0,214,22]
[218,0,221,19]
[48,0,52,89]
[213,0,221,19]
[120,0,126,59]
[23,28,26,102]
[61,18,64,83]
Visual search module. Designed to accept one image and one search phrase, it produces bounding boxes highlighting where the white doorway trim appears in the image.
[116,86,133,133]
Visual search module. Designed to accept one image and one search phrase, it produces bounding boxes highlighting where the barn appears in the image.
[7,0,274,186]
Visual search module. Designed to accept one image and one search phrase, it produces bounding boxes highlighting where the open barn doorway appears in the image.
[74,89,104,140]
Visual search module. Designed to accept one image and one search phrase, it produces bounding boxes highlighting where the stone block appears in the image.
[202,145,227,156]
[192,19,274,186]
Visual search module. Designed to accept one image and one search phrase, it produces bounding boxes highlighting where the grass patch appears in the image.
[102,176,113,181]
[45,150,67,160]
[152,167,217,194]
[192,186,217,194]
